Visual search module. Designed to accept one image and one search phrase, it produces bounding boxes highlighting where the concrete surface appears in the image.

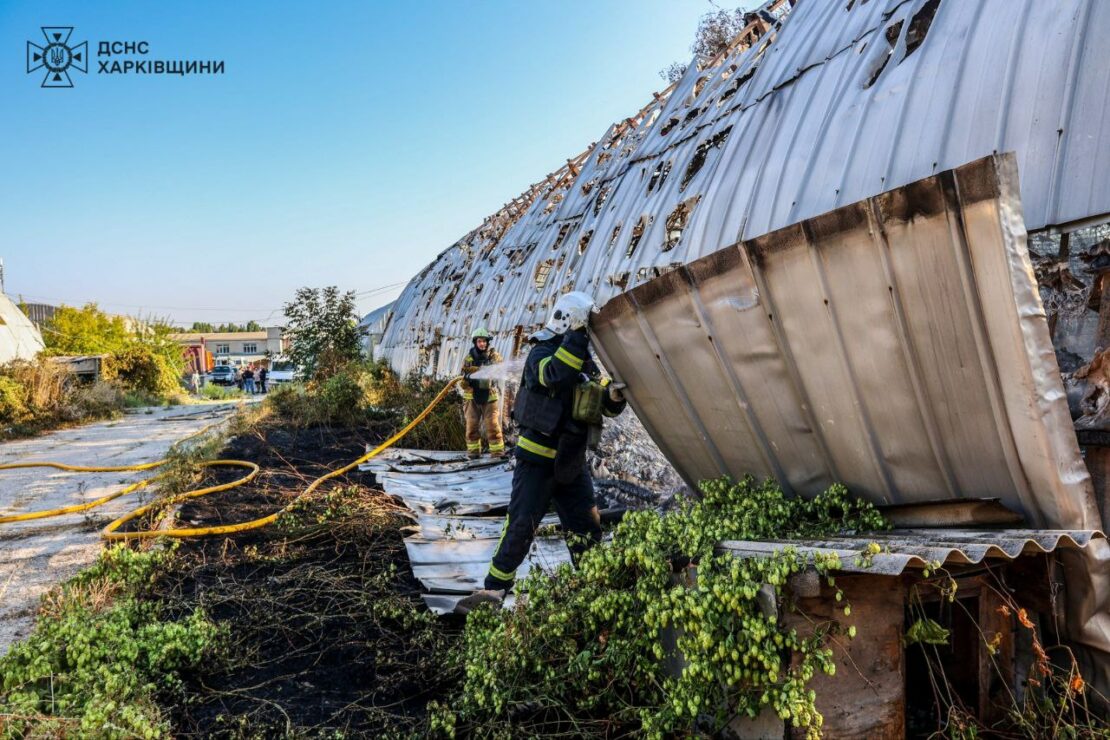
[0,403,240,654]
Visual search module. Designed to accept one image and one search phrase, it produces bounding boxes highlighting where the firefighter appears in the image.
[461,327,505,459]
[457,291,626,612]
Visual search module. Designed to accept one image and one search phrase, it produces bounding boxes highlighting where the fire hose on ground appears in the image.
[0,378,463,540]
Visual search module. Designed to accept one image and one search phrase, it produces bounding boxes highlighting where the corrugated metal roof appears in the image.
[378,0,1110,377]
[719,529,1105,576]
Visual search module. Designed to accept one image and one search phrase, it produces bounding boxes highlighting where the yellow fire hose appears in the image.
[0,378,462,540]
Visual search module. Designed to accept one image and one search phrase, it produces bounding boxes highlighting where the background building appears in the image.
[169,327,288,368]
[18,302,56,331]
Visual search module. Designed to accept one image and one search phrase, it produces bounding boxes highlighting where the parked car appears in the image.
[267,360,301,384]
[207,365,239,386]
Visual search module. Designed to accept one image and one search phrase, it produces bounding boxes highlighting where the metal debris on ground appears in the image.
[362,448,658,614]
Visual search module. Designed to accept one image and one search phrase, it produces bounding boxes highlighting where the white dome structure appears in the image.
[0,294,45,363]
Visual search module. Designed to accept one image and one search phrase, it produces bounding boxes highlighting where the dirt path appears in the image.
[0,403,242,654]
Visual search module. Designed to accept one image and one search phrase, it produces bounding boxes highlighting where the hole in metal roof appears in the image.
[626,215,653,258]
[663,195,702,252]
[864,19,903,88]
[903,0,940,59]
[608,222,623,251]
[647,160,672,194]
[594,183,613,216]
[680,126,732,192]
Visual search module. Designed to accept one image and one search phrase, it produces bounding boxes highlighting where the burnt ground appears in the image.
[148,423,463,737]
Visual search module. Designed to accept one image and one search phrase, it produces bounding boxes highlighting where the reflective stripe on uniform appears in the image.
[488,441,505,452]
[517,435,556,459]
[537,356,552,387]
[488,563,516,582]
[488,516,515,582]
[467,441,482,451]
[554,346,584,370]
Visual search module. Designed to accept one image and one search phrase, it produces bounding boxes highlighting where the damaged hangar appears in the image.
[376,0,1110,731]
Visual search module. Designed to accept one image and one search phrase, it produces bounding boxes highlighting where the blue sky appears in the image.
[0,1,723,326]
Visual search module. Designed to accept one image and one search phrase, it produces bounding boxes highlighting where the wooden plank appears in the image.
[784,575,905,739]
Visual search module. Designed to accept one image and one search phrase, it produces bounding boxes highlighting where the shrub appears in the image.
[318,370,366,425]
[437,479,889,738]
[266,383,314,424]
[0,376,28,423]
[5,359,70,418]
[264,361,465,447]
[69,381,126,420]
[122,389,164,408]
[105,344,180,397]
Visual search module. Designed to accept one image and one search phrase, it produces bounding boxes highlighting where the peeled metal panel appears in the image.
[594,153,1110,676]
[594,154,1097,525]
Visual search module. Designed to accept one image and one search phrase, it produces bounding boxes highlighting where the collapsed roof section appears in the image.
[378,0,1110,378]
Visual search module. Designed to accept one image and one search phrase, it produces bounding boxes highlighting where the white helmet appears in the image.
[543,291,597,335]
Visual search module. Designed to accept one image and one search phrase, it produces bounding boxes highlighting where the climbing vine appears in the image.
[0,546,220,738]
[434,477,888,738]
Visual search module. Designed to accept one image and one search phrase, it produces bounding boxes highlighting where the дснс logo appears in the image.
[27,27,87,88]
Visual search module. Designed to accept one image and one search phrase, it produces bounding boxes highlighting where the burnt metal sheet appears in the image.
[719,529,1105,576]
[378,0,1110,378]
[377,462,513,515]
[359,448,503,475]
[403,511,557,541]
[373,449,569,613]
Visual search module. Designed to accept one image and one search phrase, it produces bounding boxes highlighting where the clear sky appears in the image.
[0,1,724,326]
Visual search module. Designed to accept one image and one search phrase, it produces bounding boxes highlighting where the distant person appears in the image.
[242,366,256,394]
[189,371,201,394]
[461,327,505,459]
[258,366,268,394]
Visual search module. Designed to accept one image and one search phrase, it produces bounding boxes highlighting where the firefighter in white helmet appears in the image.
[458,291,626,611]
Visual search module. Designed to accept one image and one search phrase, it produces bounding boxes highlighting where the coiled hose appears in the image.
[0,378,462,540]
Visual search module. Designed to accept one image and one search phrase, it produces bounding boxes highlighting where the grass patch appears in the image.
[265,362,466,450]
[198,384,240,401]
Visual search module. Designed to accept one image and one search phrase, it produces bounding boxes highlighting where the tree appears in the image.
[283,287,366,380]
[659,6,756,83]
[189,322,216,333]
[43,303,185,393]
[42,304,131,356]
